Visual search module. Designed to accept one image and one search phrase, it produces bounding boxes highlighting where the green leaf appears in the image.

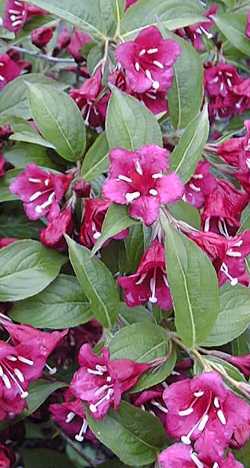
[106,87,162,150]
[0,74,65,120]
[66,236,120,328]
[23,0,115,40]
[0,169,19,203]
[92,204,139,255]
[164,31,203,129]
[170,105,209,182]
[124,223,146,272]
[202,285,250,347]
[87,401,166,466]
[10,275,92,329]
[168,200,201,230]
[121,0,204,39]
[0,210,42,239]
[239,204,250,233]
[21,449,73,468]
[81,132,109,181]
[214,13,250,56]
[4,142,56,169]
[10,120,56,149]
[118,302,152,325]
[25,379,67,415]
[110,322,173,391]
[204,356,247,383]
[0,240,65,301]
[163,220,219,348]
[27,83,86,161]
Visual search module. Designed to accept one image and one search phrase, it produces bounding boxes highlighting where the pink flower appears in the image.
[70,343,149,419]
[132,385,168,425]
[50,390,94,442]
[188,230,227,271]
[231,78,250,117]
[205,64,242,120]
[176,4,218,51]
[0,238,16,249]
[118,240,172,310]
[246,12,250,38]
[40,207,73,251]
[80,198,128,249]
[31,26,54,49]
[218,120,250,169]
[103,145,184,225]
[163,372,250,454]
[0,54,21,90]
[201,180,248,237]
[158,443,243,468]
[125,0,138,9]
[0,443,15,468]
[10,164,71,221]
[3,0,27,32]
[218,231,250,287]
[116,26,181,94]
[67,30,91,62]
[70,69,109,128]
[184,161,217,209]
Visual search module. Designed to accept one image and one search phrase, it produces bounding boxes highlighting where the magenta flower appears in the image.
[158,443,243,468]
[80,198,128,249]
[103,145,184,225]
[67,30,91,62]
[184,161,217,209]
[125,0,138,9]
[3,0,27,32]
[70,69,109,128]
[31,26,54,49]
[40,207,73,251]
[218,120,250,169]
[176,4,218,51]
[218,231,250,287]
[232,78,250,117]
[10,164,72,221]
[0,443,15,467]
[50,390,94,443]
[201,180,248,237]
[163,372,250,454]
[132,385,168,425]
[0,54,21,90]
[70,344,149,419]
[118,240,172,310]
[116,26,181,94]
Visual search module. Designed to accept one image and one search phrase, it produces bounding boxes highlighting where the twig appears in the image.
[11,46,75,64]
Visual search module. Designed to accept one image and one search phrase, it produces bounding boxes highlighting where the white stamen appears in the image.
[151,400,168,414]
[125,191,140,203]
[106,376,112,383]
[65,411,75,423]
[44,179,50,186]
[35,192,55,213]
[153,60,164,69]
[12,20,22,26]
[139,49,146,56]
[152,173,163,179]
[227,78,232,87]
[197,414,209,432]
[217,409,226,425]
[135,272,147,285]
[9,9,21,14]
[220,82,225,93]
[233,240,243,247]
[179,407,194,416]
[135,62,140,72]
[29,191,42,202]
[89,388,114,413]
[149,189,158,196]
[75,419,88,442]
[87,368,104,376]
[213,464,219,468]
[181,435,191,445]
[145,69,152,80]
[149,274,157,304]
[190,183,201,192]
[246,158,250,169]
[191,452,204,468]
[45,363,57,375]
[226,249,241,258]
[6,356,17,362]
[194,391,204,398]
[0,76,4,82]
[118,175,132,183]
[163,275,169,288]
[193,174,203,180]
[214,397,220,408]
[220,263,238,286]
[14,368,24,383]
[135,160,143,175]
[152,80,160,90]
[10,14,18,20]
[147,48,158,54]
[145,92,157,100]
[93,231,101,240]
[28,178,41,183]
[18,356,34,366]
[15,1,23,5]
[94,384,110,397]
[204,217,210,232]
[211,76,219,84]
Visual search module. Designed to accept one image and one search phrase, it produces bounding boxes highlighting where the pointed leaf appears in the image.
[214,13,250,56]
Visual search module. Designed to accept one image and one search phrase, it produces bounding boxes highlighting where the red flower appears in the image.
[0,443,15,468]
[116,26,180,94]
[10,164,71,221]
[218,120,250,169]
[0,54,21,90]
[158,443,243,468]
[40,207,73,251]
[232,79,250,115]
[80,198,128,249]
[125,0,138,9]
[31,26,54,49]
[103,145,184,225]
[164,372,250,455]
[70,344,149,419]
[184,161,217,209]
[218,231,250,287]
[176,4,218,51]
[3,0,27,32]
[118,240,172,310]
[67,30,91,62]
[70,69,109,128]
[201,180,248,237]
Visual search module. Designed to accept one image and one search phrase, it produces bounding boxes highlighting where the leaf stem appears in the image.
[11,46,76,64]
